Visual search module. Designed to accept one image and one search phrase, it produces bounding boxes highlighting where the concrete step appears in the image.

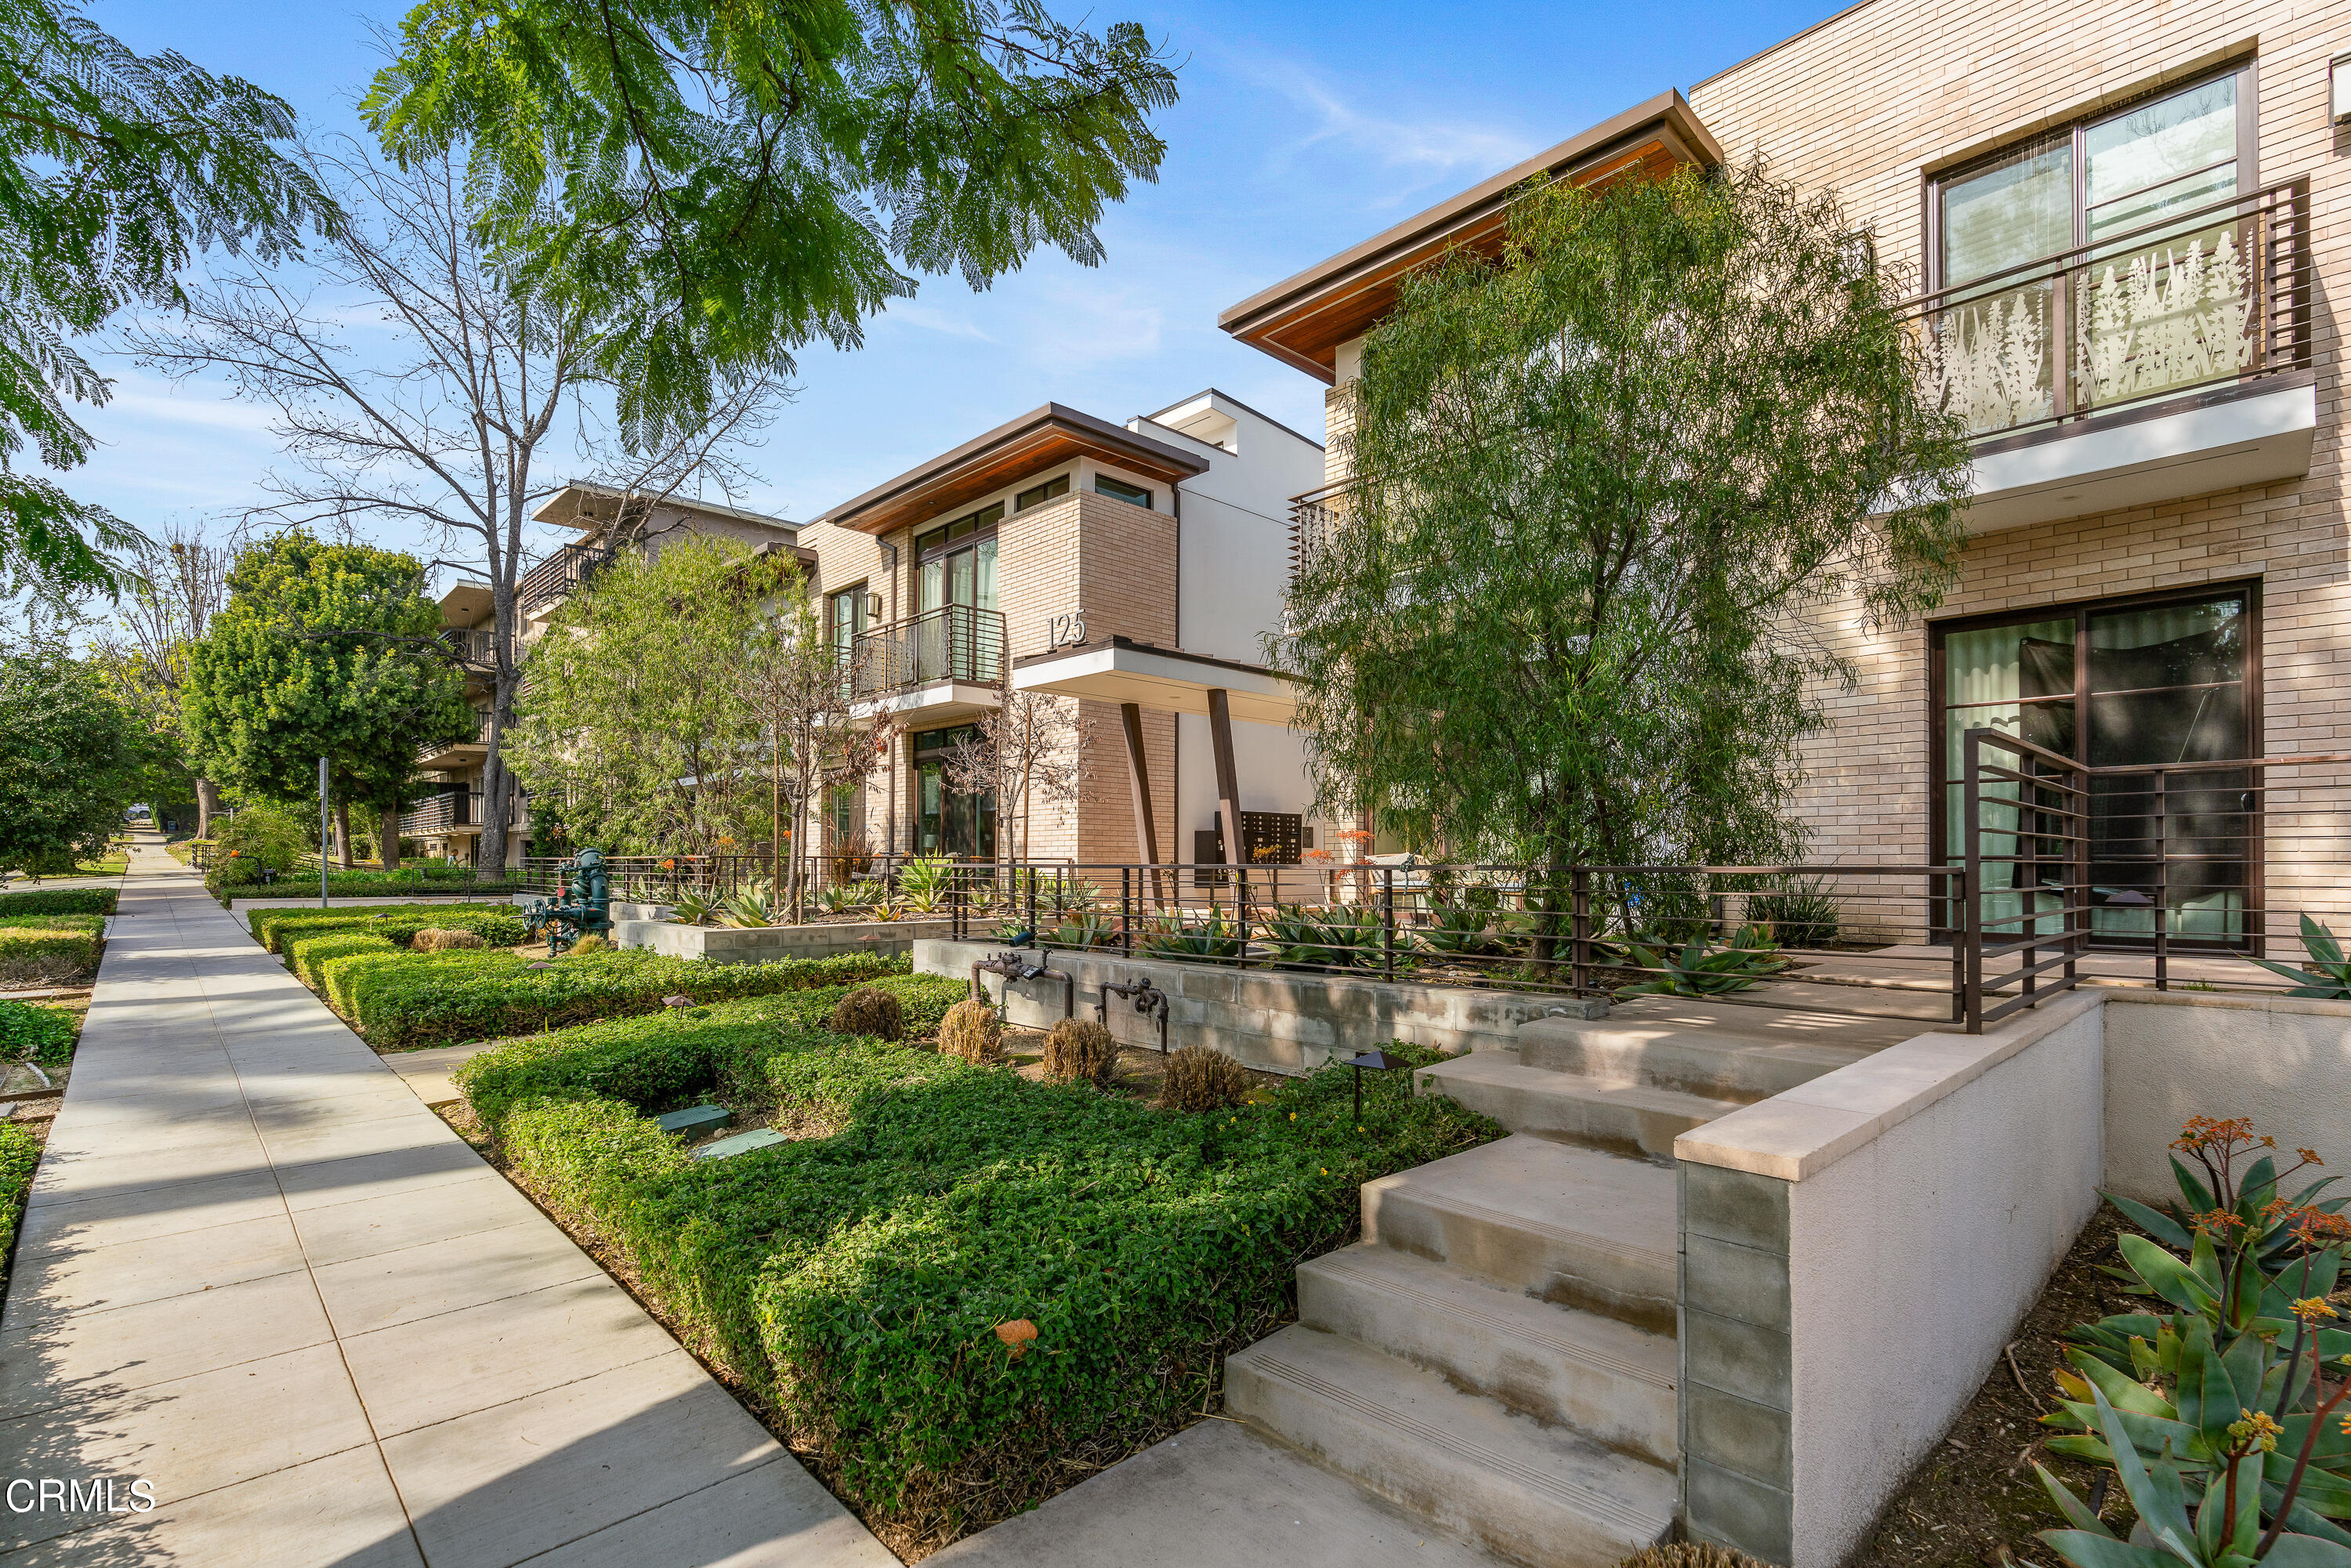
[1297,1244,1676,1465]
[1415,1055,1735,1160]
[1360,1135,1678,1333]
[1226,1325,1675,1568]
[1516,995,1912,1102]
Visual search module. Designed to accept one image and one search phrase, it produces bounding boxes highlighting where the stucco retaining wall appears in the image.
[621,918,955,964]
[914,938,1599,1074]
[1673,991,2106,1568]
[2099,988,2351,1203]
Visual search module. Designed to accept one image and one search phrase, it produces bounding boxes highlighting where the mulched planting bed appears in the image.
[1847,1207,2144,1568]
[437,979,1501,1561]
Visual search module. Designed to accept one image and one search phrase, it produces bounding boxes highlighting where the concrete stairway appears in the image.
[1225,994,1914,1568]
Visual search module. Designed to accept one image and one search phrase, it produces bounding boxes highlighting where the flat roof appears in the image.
[1218,90,1721,382]
[533,482,799,534]
[818,403,1211,538]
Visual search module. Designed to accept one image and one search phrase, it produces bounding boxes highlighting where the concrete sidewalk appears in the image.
[0,835,891,1566]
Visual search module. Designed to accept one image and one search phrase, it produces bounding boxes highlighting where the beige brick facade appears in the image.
[1683,0,2351,936]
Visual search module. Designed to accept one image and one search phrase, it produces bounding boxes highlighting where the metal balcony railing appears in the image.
[518,541,613,613]
[439,625,498,664]
[1901,176,2311,443]
[845,604,1005,700]
[400,791,484,836]
[416,712,491,764]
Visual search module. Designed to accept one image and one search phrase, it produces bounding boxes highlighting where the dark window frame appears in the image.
[1093,474,1154,510]
[1924,59,2260,295]
[1925,577,2264,946]
[1016,473,1070,512]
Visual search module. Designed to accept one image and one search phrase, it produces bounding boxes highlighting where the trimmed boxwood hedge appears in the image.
[455,974,969,1128]
[483,1019,1499,1547]
[250,903,529,956]
[0,889,114,918]
[0,914,103,983]
[288,931,400,994]
[334,947,907,1049]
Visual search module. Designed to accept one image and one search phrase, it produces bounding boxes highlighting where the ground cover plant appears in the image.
[0,1122,43,1285]
[326,947,906,1048]
[458,1003,1500,1553]
[250,902,528,956]
[0,914,104,986]
[0,999,78,1068]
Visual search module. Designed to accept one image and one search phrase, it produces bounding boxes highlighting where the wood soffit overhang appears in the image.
[819,404,1212,538]
[1217,90,1722,383]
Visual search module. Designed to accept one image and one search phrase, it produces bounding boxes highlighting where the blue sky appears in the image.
[73,0,1842,569]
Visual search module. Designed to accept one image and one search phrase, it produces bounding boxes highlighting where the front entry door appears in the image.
[1936,585,2255,946]
[912,725,996,860]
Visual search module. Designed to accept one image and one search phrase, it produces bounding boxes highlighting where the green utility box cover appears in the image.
[693,1128,787,1161]
[654,1104,732,1136]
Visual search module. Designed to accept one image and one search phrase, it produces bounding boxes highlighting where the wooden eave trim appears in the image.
[1218,91,1722,382]
[820,404,1209,537]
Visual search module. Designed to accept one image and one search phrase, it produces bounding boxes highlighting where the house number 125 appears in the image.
[1044,612,1088,651]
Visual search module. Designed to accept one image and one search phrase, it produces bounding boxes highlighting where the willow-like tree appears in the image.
[1284,164,1972,910]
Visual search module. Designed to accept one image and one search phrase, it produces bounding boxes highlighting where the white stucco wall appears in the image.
[2098,988,2351,1204]
[1780,998,2103,1565]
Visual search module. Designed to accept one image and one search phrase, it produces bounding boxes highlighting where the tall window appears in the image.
[1926,66,2256,432]
[828,584,867,646]
[915,505,1000,616]
[1935,585,2256,945]
[912,724,995,859]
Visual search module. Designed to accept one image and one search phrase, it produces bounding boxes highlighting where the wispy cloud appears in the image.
[1279,75,1533,180]
[879,301,995,342]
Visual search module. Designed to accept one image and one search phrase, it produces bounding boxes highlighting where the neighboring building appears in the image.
[1224,22,2343,950]
[406,486,812,864]
[798,389,1326,869]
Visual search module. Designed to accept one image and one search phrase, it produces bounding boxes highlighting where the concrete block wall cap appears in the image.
[2099,985,2351,1019]
[1675,988,2103,1181]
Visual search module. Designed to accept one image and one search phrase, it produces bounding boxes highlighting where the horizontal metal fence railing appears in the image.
[518,850,977,913]
[934,857,1969,1024]
[1961,733,2351,1029]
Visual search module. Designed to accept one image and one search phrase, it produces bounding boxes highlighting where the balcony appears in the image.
[519,541,613,614]
[440,625,498,664]
[400,790,484,837]
[417,712,491,766]
[1903,178,2313,532]
[843,605,1005,715]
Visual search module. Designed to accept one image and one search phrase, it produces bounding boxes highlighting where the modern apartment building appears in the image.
[1217,8,2346,1562]
[1224,9,2345,952]
[798,389,1326,869]
[407,485,811,863]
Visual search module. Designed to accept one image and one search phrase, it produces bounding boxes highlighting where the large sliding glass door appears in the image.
[912,725,995,860]
[1936,585,2257,947]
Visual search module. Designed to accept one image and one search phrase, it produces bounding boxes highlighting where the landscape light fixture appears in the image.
[1342,1048,1413,1124]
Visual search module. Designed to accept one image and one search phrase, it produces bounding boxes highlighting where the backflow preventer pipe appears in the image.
[970,951,1075,1021]
[1098,976,1170,1054]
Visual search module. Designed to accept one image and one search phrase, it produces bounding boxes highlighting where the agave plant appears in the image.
[1613,925,1786,999]
[816,882,867,917]
[1415,898,1503,959]
[1044,911,1119,951]
[2249,915,2351,1001]
[1139,910,1245,963]
[1263,902,1384,970]
[719,882,780,928]
[896,855,955,914]
[668,890,719,926]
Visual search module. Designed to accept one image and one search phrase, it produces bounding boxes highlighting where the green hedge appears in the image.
[288,932,400,994]
[0,889,115,917]
[493,1030,1498,1542]
[0,915,103,983]
[250,903,529,956]
[457,974,969,1128]
[210,864,530,904]
[337,947,907,1050]
[0,1000,75,1065]
[0,1121,43,1284]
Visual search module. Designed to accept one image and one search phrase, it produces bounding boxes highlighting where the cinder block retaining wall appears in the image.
[915,938,1592,1074]
[619,918,955,965]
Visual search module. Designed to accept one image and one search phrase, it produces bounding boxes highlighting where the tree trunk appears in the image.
[379,800,404,870]
[477,652,516,872]
[335,799,355,869]
[195,778,221,838]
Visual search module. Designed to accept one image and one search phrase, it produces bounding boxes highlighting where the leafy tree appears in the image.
[180,533,471,869]
[0,0,333,599]
[0,643,141,875]
[1283,164,1972,930]
[132,142,775,874]
[363,0,1179,447]
[507,536,765,855]
[85,523,232,832]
